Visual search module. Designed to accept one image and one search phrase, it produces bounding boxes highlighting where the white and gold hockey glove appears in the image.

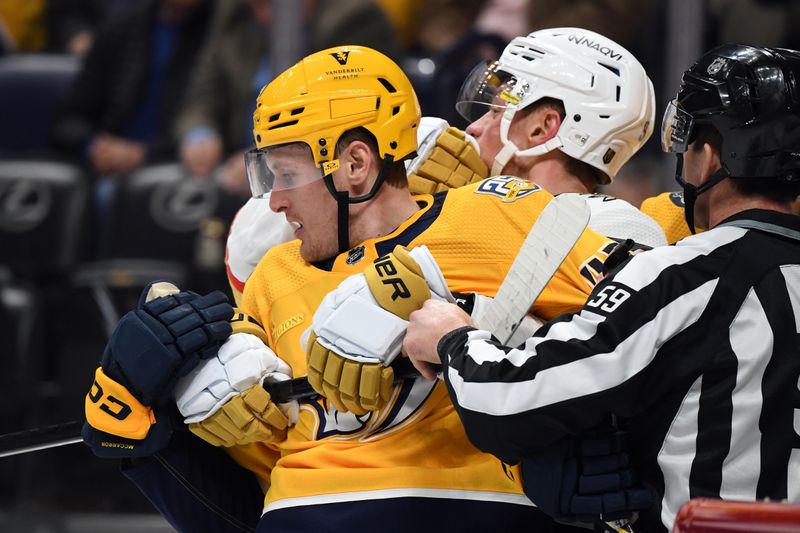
[306,245,454,414]
[174,309,296,447]
[406,117,488,195]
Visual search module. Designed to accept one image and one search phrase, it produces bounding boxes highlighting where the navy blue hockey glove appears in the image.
[521,429,654,525]
[83,281,233,458]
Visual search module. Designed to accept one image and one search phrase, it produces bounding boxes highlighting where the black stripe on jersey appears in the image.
[755,268,800,499]
[689,341,737,498]
[375,191,446,257]
[312,193,446,272]
[686,230,768,498]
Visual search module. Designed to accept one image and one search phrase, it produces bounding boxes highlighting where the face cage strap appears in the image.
[493,104,564,175]
[322,155,395,254]
[675,153,729,234]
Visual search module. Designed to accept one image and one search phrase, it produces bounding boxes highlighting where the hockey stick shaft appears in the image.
[0,420,84,458]
[0,195,590,457]
[0,363,414,458]
[475,193,590,342]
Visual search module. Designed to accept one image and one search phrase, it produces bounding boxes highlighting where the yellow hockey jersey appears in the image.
[238,176,615,513]
[640,191,703,244]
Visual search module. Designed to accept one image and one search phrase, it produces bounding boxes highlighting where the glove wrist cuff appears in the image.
[85,367,155,440]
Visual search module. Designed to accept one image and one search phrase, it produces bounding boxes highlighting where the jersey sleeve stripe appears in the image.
[446,278,719,416]
[612,226,744,291]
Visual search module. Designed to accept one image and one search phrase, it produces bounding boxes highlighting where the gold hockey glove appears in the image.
[408,127,488,195]
[307,245,451,414]
[188,384,288,446]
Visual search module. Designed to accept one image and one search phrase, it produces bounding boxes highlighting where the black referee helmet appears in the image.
[663,44,800,182]
[661,44,800,230]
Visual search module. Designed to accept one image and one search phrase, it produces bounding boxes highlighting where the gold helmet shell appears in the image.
[253,46,421,167]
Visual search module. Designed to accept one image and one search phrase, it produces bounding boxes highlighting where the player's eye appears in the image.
[276,172,296,188]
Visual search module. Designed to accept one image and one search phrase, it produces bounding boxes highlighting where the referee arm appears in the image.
[404,248,715,464]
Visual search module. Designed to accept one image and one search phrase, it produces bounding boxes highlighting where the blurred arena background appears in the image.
[0,0,797,531]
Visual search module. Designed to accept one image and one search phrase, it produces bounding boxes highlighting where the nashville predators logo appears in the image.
[330,51,350,65]
[476,176,541,202]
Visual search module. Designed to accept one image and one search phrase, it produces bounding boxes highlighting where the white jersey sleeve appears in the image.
[226,195,295,292]
[563,193,667,248]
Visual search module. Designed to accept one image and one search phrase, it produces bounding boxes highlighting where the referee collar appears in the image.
[716,209,800,242]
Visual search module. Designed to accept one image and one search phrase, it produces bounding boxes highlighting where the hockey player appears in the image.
[163,45,625,532]
[401,44,800,532]
[224,28,666,306]
[457,27,666,248]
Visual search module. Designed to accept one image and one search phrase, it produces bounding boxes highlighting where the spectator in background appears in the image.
[51,0,212,176]
[177,0,402,197]
[49,0,212,253]
[45,0,110,56]
[0,14,13,54]
[412,0,486,56]
[374,0,422,51]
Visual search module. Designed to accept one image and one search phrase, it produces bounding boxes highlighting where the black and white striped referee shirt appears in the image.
[437,209,800,532]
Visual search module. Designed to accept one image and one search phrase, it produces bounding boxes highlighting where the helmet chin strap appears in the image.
[492,105,564,176]
[675,154,729,234]
[492,141,520,176]
[322,155,395,254]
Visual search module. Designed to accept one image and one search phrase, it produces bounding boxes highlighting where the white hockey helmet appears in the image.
[456,27,655,183]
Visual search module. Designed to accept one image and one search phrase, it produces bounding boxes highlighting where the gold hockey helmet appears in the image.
[252,45,420,168]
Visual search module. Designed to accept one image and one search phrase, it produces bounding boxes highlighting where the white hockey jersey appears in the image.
[566,192,667,248]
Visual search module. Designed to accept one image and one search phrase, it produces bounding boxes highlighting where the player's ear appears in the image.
[340,140,375,193]
[515,107,562,148]
[539,108,562,142]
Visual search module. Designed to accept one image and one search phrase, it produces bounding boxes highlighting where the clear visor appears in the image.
[661,100,695,153]
[455,60,532,123]
[245,142,327,198]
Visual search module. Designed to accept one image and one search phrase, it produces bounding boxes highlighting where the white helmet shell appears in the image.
[457,27,655,183]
